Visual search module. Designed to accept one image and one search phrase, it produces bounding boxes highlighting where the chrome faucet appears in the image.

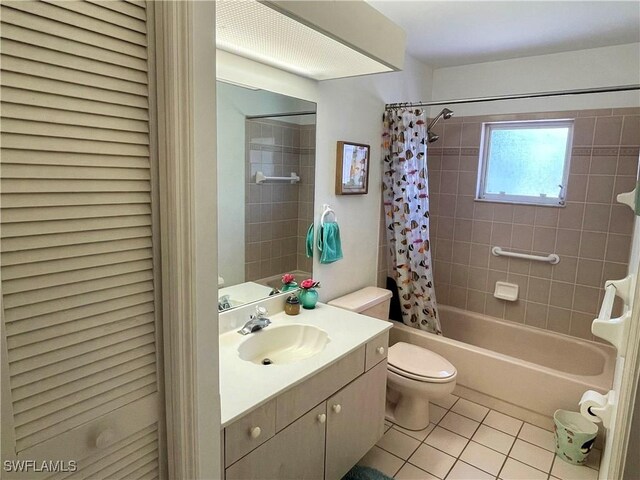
[238,306,271,335]
[218,295,232,312]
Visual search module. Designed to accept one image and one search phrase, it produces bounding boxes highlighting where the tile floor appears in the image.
[358,395,601,480]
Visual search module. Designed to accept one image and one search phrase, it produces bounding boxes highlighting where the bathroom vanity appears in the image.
[219,300,391,480]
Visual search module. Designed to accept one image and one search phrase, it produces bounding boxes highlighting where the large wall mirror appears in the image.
[216,81,316,311]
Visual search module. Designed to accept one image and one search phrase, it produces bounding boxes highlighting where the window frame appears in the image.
[476,119,574,207]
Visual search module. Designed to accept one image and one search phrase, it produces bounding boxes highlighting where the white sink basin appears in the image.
[238,324,330,365]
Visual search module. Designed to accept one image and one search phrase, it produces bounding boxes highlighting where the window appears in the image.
[477,120,573,206]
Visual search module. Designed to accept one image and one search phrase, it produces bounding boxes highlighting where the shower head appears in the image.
[427,108,454,131]
[426,107,454,144]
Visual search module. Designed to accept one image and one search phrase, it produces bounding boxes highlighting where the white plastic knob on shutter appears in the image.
[0,1,164,479]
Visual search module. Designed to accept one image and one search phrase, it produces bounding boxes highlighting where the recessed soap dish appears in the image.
[494,281,519,301]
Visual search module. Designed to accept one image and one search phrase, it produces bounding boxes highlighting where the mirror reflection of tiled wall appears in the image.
[245,118,315,281]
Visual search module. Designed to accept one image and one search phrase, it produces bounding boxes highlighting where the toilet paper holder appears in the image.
[580,389,615,428]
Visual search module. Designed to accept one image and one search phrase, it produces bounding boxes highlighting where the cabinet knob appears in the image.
[332,404,342,414]
[249,426,261,439]
[376,346,385,355]
[317,413,326,424]
[95,428,115,449]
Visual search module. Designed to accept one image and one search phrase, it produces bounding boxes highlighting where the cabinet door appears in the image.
[325,360,387,480]
[225,398,277,466]
[0,1,165,477]
[226,403,326,480]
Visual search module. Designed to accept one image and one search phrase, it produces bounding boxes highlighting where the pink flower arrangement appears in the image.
[282,273,296,285]
[300,278,321,290]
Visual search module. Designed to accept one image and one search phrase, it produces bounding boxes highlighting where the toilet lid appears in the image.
[388,342,456,380]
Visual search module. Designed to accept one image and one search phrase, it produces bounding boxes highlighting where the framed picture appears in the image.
[335,141,370,195]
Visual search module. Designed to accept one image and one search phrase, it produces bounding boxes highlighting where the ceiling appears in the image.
[367,1,640,67]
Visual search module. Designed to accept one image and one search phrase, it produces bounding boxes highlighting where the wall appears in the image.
[314,55,433,301]
[428,108,638,341]
[245,118,315,281]
[216,82,315,286]
[430,43,640,117]
[192,2,221,477]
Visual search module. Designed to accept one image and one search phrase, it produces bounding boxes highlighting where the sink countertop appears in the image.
[219,303,392,428]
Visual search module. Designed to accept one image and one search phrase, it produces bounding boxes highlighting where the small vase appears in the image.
[299,288,319,309]
[281,282,298,292]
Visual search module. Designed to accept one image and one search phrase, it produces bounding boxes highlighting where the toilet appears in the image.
[329,287,457,431]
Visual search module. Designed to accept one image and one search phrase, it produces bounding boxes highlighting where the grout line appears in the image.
[568,121,600,335]
[376,436,422,478]
[422,431,468,459]
[549,454,559,479]
[542,208,561,329]
[482,406,526,427]
[433,409,484,476]
[374,443,410,462]
[450,402,490,423]
[496,419,525,480]
[470,436,514,458]
[457,443,505,478]
[398,398,460,478]
[371,445,406,479]
[509,444,556,476]
[388,397,455,479]
[395,460,435,480]
[514,436,555,454]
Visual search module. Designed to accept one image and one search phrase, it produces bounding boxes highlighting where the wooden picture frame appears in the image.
[335,141,370,195]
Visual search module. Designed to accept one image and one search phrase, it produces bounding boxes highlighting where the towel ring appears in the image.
[321,204,337,226]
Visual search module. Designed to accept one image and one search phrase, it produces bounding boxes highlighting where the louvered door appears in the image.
[0,1,164,478]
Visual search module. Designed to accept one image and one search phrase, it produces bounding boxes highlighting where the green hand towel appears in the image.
[306,223,314,258]
[318,221,343,264]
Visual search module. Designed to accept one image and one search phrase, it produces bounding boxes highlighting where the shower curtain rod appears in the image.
[246,111,316,119]
[385,84,640,109]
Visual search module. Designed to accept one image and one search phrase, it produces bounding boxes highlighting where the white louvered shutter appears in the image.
[1,1,164,478]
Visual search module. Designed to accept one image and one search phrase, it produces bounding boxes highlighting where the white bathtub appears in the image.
[389,305,616,424]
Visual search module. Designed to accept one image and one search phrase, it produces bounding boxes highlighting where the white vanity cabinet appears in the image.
[325,361,387,480]
[223,332,389,480]
[226,403,327,480]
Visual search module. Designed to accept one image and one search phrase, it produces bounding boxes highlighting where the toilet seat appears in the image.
[388,342,457,383]
[388,364,456,383]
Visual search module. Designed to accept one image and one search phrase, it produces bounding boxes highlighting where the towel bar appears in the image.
[255,171,300,184]
[491,246,560,264]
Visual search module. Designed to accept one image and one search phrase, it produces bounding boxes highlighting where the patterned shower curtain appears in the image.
[382,108,441,335]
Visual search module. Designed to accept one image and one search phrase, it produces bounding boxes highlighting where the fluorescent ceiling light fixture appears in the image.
[217,78,260,90]
[216,0,394,80]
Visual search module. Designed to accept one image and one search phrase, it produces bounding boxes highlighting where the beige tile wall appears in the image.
[245,119,315,281]
[379,107,639,341]
[296,125,316,274]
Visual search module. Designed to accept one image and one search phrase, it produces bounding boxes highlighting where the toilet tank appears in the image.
[328,287,392,320]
